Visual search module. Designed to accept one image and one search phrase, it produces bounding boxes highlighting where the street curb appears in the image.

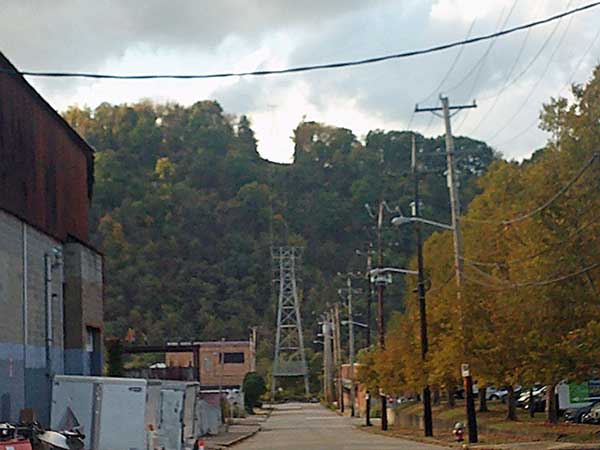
[353,423,454,448]
[227,425,261,447]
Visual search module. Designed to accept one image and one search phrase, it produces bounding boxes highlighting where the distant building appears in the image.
[166,340,256,390]
[0,52,103,425]
[340,363,367,417]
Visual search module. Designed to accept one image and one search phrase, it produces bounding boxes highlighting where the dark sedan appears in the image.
[564,401,600,423]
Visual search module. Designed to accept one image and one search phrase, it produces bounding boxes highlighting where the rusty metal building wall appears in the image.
[0,53,93,244]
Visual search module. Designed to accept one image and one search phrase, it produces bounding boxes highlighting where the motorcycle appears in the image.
[0,422,84,450]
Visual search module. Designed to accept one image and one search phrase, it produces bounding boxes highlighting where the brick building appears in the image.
[0,52,103,425]
[340,363,367,417]
[166,340,256,389]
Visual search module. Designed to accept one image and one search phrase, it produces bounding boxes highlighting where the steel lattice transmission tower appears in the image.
[271,246,310,398]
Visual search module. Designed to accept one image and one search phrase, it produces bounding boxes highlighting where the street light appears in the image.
[391,215,453,230]
[341,320,368,328]
[369,267,418,277]
[389,163,454,437]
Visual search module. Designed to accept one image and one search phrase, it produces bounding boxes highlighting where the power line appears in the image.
[486,0,579,142]
[493,22,600,147]
[453,0,519,132]
[461,152,599,225]
[426,273,456,295]
[418,19,478,105]
[1,1,599,81]
[465,0,544,135]
[461,214,599,267]
[445,1,517,97]
[463,262,599,290]
[476,0,570,104]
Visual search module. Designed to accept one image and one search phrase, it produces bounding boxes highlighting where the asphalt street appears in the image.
[234,403,447,450]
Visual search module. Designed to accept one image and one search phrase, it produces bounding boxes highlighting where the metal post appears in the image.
[412,134,433,437]
[462,365,478,443]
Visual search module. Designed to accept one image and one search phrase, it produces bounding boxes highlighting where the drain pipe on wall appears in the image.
[45,248,63,380]
[44,253,53,380]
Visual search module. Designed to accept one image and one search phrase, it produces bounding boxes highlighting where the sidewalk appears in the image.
[201,412,270,450]
[201,425,261,450]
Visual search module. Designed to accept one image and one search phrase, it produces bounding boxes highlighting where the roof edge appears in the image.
[0,51,94,156]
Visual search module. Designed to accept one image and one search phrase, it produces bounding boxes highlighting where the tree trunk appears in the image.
[479,387,488,412]
[433,389,441,405]
[506,385,517,420]
[447,386,456,407]
[546,383,558,424]
[528,387,535,418]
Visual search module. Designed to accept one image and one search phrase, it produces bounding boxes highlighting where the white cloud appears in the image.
[3,0,600,163]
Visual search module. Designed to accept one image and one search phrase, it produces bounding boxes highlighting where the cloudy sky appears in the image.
[2,0,599,162]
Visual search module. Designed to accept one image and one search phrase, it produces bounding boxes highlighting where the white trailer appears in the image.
[145,380,207,450]
[51,375,147,450]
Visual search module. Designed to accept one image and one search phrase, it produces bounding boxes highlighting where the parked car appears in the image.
[582,402,600,424]
[564,401,600,423]
[518,385,547,412]
[517,384,546,408]
[486,386,508,401]
[486,386,522,401]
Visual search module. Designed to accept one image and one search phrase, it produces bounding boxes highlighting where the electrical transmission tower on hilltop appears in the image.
[271,246,310,398]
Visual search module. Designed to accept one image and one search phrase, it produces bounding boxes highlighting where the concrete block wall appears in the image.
[0,209,64,424]
[63,241,103,376]
[0,211,25,423]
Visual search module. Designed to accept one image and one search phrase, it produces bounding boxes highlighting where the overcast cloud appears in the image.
[2,0,599,162]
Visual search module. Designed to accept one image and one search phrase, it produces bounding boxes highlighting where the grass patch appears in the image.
[387,400,600,445]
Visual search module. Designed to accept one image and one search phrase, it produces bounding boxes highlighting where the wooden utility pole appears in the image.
[322,314,334,403]
[365,243,373,426]
[412,134,433,437]
[415,95,477,443]
[343,275,362,417]
[333,304,344,412]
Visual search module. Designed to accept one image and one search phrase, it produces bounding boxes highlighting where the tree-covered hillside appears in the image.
[64,101,496,361]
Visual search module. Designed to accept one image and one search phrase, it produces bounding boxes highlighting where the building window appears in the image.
[204,356,212,371]
[223,352,245,364]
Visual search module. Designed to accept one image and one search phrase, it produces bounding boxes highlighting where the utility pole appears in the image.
[343,276,361,417]
[415,95,477,443]
[361,244,374,348]
[412,134,433,437]
[333,304,343,412]
[365,243,373,426]
[322,314,334,403]
[375,201,388,431]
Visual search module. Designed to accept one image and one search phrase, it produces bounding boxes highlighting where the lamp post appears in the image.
[392,163,455,438]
